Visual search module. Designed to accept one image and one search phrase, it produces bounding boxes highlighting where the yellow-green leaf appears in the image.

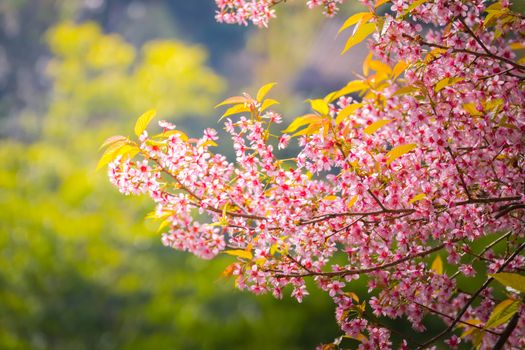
[293,121,325,137]
[224,249,253,260]
[96,140,127,171]
[153,129,188,141]
[345,291,360,302]
[283,114,321,133]
[323,91,337,103]
[401,0,428,17]
[99,135,128,150]
[256,82,277,102]
[335,103,363,124]
[408,193,426,204]
[215,96,250,108]
[260,98,280,112]
[338,12,373,34]
[470,328,485,349]
[157,219,171,233]
[134,109,157,137]
[347,195,358,209]
[368,60,392,76]
[392,60,408,79]
[375,0,390,8]
[115,144,140,159]
[463,103,482,116]
[362,51,374,76]
[332,80,368,100]
[201,140,218,148]
[431,255,443,274]
[323,195,338,201]
[434,77,463,92]
[491,272,525,292]
[485,299,520,329]
[393,85,419,96]
[483,98,504,111]
[485,2,503,12]
[509,42,525,50]
[386,143,417,164]
[342,22,376,54]
[364,119,392,135]
[309,99,330,115]
[219,103,251,121]
[343,333,367,342]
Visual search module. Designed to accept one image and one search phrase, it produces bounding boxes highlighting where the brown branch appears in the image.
[403,34,525,71]
[495,204,525,219]
[273,240,459,278]
[187,201,266,220]
[457,17,492,56]
[453,196,521,207]
[298,208,415,225]
[368,188,388,211]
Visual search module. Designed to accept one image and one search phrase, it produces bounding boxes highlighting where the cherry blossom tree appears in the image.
[100,0,525,348]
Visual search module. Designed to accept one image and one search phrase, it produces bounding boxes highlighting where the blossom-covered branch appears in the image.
[101,0,525,348]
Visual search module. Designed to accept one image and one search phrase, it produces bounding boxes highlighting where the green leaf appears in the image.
[485,299,520,329]
[256,82,277,102]
[342,22,376,54]
[491,272,525,292]
[386,143,417,164]
[134,109,157,137]
[363,119,392,135]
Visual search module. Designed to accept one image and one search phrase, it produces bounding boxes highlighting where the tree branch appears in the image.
[273,240,459,278]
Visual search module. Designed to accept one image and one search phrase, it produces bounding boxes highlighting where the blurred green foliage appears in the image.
[0,21,339,349]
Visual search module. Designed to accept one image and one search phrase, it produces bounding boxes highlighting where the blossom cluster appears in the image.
[214,0,346,27]
[215,0,276,27]
[105,0,525,348]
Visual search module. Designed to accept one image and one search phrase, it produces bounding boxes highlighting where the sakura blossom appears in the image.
[103,0,525,348]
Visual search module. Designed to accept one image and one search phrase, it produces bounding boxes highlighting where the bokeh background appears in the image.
[0,1,365,349]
